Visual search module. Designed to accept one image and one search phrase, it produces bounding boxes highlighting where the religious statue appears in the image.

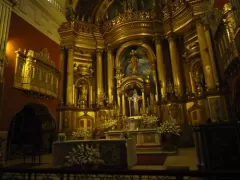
[128,0,137,10]
[77,84,88,107]
[126,89,142,116]
[115,9,120,16]
[129,50,138,74]
[140,0,145,9]
[120,0,128,12]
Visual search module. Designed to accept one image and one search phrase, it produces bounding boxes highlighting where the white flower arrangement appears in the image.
[143,115,159,125]
[99,120,118,129]
[64,144,104,167]
[72,128,92,139]
[157,121,180,136]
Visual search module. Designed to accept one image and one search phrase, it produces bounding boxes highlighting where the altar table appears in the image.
[52,139,137,169]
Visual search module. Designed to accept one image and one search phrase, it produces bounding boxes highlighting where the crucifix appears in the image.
[127,89,142,116]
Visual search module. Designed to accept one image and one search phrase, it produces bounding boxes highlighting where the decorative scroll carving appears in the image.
[14,48,60,99]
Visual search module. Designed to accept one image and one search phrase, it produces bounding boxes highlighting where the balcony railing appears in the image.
[0,167,240,180]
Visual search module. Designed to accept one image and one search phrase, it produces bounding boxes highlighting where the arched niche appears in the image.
[188,102,207,126]
[75,77,90,108]
[76,112,94,131]
[115,41,156,70]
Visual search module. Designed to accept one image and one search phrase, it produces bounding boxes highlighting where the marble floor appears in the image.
[4,148,198,170]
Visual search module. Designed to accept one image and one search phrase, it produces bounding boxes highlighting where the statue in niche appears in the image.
[140,0,145,9]
[192,62,204,94]
[129,50,139,74]
[81,13,85,21]
[77,82,88,107]
[126,89,142,116]
[120,0,127,12]
[127,0,137,10]
[115,9,120,16]
[152,0,156,7]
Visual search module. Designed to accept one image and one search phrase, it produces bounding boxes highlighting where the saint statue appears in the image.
[140,0,145,9]
[127,0,137,10]
[129,50,138,74]
[120,0,127,12]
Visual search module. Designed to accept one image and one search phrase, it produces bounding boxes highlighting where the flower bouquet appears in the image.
[100,120,118,130]
[72,128,92,140]
[64,144,104,169]
[157,120,180,136]
[157,120,180,150]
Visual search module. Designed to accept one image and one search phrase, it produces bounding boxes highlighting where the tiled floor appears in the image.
[4,148,198,170]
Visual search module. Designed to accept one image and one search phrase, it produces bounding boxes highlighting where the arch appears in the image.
[115,41,156,69]
[7,103,56,161]
[76,112,94,130]
[75,77,90,87]
[120,76,144,92]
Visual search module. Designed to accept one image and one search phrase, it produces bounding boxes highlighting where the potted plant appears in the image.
[157,120,181,150]
[72,128,92,140]
[64,144,104,169]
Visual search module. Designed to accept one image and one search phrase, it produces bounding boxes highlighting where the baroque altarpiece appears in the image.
[56,0,231,141]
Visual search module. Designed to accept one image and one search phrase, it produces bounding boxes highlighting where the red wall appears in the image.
[1,12,60,130]
[214,0,229,9]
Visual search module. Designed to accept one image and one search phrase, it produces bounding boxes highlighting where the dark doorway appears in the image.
[6,103,56,162]
[234,79,240,120]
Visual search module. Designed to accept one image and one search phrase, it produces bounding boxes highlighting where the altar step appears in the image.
[136,146,178,155]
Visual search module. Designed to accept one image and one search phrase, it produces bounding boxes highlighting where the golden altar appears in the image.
[106,129,160,148]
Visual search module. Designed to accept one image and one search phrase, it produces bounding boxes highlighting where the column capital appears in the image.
[166,33,177,41]
[66,46,74,52]
[154,36,164,44]
[105,46,113,53]
[194,16,205,26]
[60,46,65,52]
[96,49,103,55]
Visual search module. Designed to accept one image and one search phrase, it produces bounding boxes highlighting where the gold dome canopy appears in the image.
[61,0,204,50]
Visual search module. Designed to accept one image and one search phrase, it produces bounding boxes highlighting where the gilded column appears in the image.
[155,37,167,99]
[168,34,184,97]
[89,86,93,107]
[205,26,219,87]
[121,93,126,116]
[66,48,74,105]
[0,0,12,87]
[196,20,215,90]
[0,0,11,54]
[58,47,65,103]
[96,49,104,105]
[107,49,114,105]
[142,89,146,113]
[151,63,159,102]
[117,92,121,107]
